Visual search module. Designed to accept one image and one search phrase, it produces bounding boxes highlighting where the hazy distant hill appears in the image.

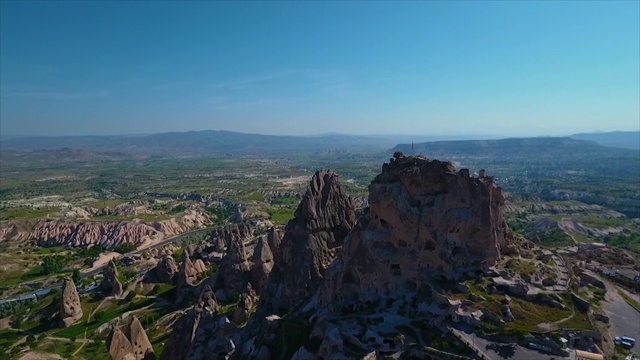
[0,148,136,167]
[391,136,637,158]
[570,131,639,150]
[0,130,396,156]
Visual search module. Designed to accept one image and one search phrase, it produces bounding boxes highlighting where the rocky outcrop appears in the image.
[154,255,179,283]
[107,316,156,360]
[258,170,357,315]
[153,210,212,237]
[107,328,135,360]
[176,252,208,302]
[206,223,254,253]
[319,153,509,309]
[102,260,124,297]
[161,286,238,360]
[266,227,282,252]
[251,237,274,291]
[579,272,605,289]
[129,316,155,360]
[59,278,83,327]
[231,283,257,325]
[213,236,253,301]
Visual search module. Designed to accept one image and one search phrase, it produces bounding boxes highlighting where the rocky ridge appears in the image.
[0,210,211,249]
[257,170,357,316]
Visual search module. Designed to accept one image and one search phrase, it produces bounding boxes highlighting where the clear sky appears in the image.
[1,1,638,136]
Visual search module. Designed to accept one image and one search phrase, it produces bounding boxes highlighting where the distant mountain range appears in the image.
[392,136,637,159]
[570,131,639,150]
[0,130,637,157]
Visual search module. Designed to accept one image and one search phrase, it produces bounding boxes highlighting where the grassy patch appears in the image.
[74,339,110,360]
[243,192,266,202]
[35,337,80,359]
[0,329,22,352]
[558,312,592,330]
[89,199,125,209]
[53,297,154,339]
[266,207,295,224]
[504,258,537,277]
[578,217,627,228]
[618,290,640,312]
[0,206,58,220]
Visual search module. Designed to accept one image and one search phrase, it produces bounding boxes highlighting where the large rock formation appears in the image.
[59,278,83,327]
[107,316,156,360]
[213,236,253,301]
[205,223,254,253]
[319,153,509,309]
[250,237,274,291]
[154,255,179,283]
[129,316,156,360]
[176,252,208,302]
[258,170,357,315]
[102,260,124,297]
[266,227,282,252]
[107,328,135,360]
[230,283,257,325]
[161,286,237,360]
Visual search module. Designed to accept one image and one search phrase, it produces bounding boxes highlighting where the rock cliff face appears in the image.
[107,316,155,360]
[319,153,509,309]
[102,260,124,297]
[59,278,82,327]
[258,170,357,315]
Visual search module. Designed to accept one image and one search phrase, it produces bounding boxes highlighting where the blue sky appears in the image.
[1,1,638,136]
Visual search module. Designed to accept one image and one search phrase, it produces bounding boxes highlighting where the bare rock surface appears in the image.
[107,328,134,360]
[258,170,357,315]
[231,283,257,325]
[35,220,159,249]
[102,259,124,297]
[176,252,208,302]
[319,154,509,309]
[107,316,156,360]
[59,278,82,327]
[161,285,238,360]
[129,316,155,360]
[154,255,179,283]
[251,237,274,291]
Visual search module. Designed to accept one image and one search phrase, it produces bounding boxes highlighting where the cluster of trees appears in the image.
[113,243,137,254]
[205,205,230,226]
[42,255,65,275]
